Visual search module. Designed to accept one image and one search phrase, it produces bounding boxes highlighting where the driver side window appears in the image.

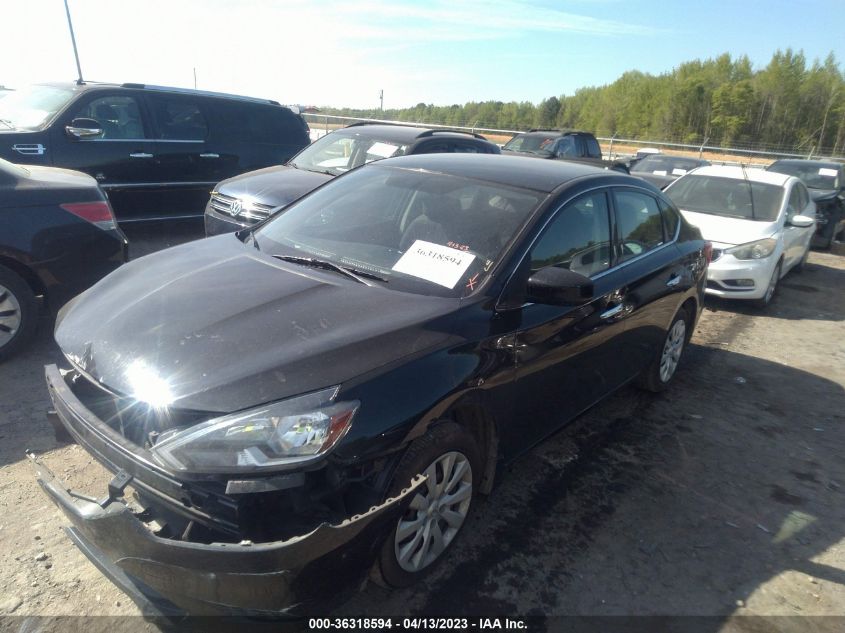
[71,96,147,140]
[530,191,611,277]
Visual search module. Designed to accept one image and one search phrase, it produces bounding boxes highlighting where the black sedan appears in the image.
[33,154,708,617]
[0,158,127,360]
[766,159,845,248]
[630,154,710,189]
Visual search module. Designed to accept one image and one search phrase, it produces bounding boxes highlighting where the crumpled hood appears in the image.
[55,235,460,413]
[809,188,840,203]
[679,210,779,246]
[216,165,333,209]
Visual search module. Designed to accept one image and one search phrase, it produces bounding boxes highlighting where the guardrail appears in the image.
[302,113,844,162]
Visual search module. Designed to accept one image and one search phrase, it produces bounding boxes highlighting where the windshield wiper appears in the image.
[272,255,386,285]
[0,119,14,129]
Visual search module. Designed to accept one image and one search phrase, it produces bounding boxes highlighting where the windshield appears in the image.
[255,164,544,297]
[0,85,75,131]
[631,155,704,176]
[667,175,784,221]
[767,161,840,190]
[503,134,557,153]
[289,131,408,176]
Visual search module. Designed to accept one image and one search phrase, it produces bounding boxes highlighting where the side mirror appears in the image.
[790,215,815,228]
[65,118,103,139]
[526,266,594,306]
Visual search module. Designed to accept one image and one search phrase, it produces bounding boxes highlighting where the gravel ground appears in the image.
[0,223,843,632]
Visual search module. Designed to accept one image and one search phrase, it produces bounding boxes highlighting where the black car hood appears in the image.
[809,188,841,203]
[632,173,676,190]
[55,235,461,413]
[216,165,333,209]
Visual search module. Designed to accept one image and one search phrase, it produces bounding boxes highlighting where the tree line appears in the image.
[323,50,845,156]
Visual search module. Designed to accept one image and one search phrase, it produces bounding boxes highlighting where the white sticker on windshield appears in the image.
[672,168,688,176]
[392,240,476,288]
[653,170,668,176]
[819,168,837,177]
[367,142,401,158]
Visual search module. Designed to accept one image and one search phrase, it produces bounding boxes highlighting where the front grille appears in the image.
[65,368,210,449]
[209,192,275,221]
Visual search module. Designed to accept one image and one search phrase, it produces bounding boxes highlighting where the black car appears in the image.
[0,158,127,359]
[501,129,629,173]
[34,154,707,617]
[765,159,845,248]
[0,83,310,222]
[204,122,501,235]
[630,154,710,189]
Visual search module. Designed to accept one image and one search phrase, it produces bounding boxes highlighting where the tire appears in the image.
[0,265,38,362]
[377,422,481,588]
[753,260,782,309]
[636,306,690,393]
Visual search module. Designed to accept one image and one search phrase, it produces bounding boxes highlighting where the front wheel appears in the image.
[753,260,782,309]
[636,307,689,393]
[377,422,480,587]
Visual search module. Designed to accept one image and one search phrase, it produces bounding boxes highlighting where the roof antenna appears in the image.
[740,162,756,220]
[64,0,84,85]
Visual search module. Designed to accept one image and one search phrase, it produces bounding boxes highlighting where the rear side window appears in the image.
[214,102,304,144]
[613,190,664,263]
[530,191,612,277]
[660,199,680,239]
[148,97,208,140]
[584,136,601,158]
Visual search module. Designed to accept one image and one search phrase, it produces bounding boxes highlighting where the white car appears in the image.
[665,165,815,308]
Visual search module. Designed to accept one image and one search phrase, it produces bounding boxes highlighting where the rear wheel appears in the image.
[0,265,38,362]
[636,307,689,393]
[377,422,480,587]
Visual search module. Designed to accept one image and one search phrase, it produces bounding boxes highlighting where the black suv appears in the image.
[204,122,501,235]
[502,128,629,173]
[0,83,310,222]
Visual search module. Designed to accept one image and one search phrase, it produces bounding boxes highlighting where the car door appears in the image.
[502,189,637,458]
[143,93,218,220]
[48,92,156,220]
[610,187,692,371]
[782,181,813,267]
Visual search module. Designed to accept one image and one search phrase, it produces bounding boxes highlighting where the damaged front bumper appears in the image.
[34,364,423,618]
[32,454,421,618]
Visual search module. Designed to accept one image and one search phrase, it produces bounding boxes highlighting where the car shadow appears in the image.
[704,260,845,322]
[337,343,845,628]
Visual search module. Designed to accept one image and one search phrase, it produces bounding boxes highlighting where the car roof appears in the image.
[36,82,284,107]
[689,165,792,187]
[516,129,593,138]
[374,153,627,193]
[769,159,842,170]
[334,124,488,144]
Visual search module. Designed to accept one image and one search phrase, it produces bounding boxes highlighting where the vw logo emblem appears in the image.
[230,199,243,216]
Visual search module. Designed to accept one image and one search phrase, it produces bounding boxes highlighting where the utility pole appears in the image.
[193,67,197,89]
[379,89,384,111]
[63,0,84,85]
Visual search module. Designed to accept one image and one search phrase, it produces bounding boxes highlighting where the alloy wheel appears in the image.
[394,451,472,573]
[659,318,686,383]
[764,264,780,304]
[0,284,22,348]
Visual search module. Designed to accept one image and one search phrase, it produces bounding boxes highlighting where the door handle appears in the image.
[600,304,624,319]
[129,152,153,158]
[200,153,219,159]
[666,275,681,287]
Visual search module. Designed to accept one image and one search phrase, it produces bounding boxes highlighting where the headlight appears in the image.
[150,386,358,474]
[726,237,777,260]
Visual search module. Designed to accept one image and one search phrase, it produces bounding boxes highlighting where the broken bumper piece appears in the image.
[31,453,422,618]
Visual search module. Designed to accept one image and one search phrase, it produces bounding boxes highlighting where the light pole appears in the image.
[63,0,84,85]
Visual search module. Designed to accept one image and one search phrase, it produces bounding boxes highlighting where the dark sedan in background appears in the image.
[0,158,126,360]
[0,159,127,360]
[204,123,500,235]
[35,154,707,617]
[630,154,710,189]
[766,159,845,248]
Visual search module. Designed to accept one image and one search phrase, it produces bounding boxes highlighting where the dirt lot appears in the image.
[0,223,843,632]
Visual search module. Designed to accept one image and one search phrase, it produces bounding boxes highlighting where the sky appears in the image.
[1,0,843,110]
